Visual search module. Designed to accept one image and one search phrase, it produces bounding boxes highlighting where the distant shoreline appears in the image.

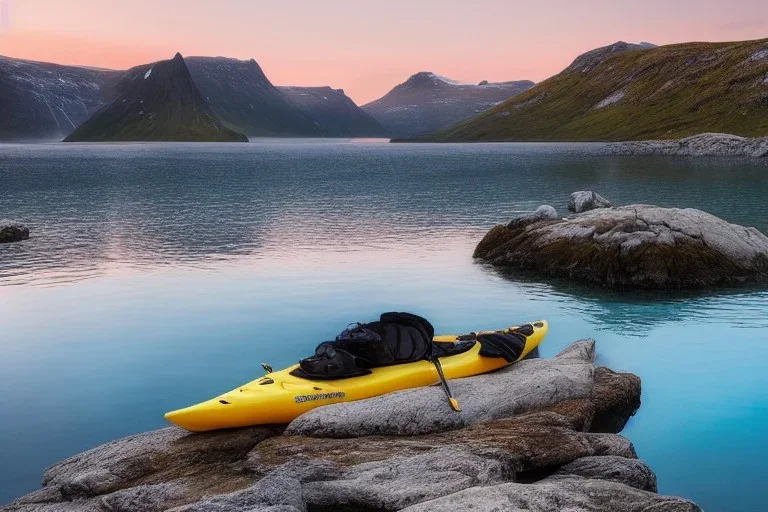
[392,132,768,158]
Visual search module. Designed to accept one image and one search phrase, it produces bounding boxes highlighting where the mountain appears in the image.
[278,86,388,137]
[186,57,320,137]
[432,39,768,142]
[65,53,247,142]
[0,55,122,140]
[362,72,534,137]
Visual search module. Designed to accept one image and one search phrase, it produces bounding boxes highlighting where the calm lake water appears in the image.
[1,140,767,509]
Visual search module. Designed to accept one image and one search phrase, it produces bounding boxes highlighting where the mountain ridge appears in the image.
[185,56,320,137]
[430,38,768,142]
[278,85,388,137]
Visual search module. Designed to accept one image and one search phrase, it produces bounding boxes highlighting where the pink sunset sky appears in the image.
[0,0,766,104]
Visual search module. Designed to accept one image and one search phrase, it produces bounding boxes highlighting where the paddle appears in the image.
[431,357,461,412]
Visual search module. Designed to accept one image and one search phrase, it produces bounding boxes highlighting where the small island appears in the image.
[474,192,768,289]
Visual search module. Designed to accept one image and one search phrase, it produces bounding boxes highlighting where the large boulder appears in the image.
[475,204,768,289]
[285,340,597,437]
[3,340,700,512]
[0,221,29,243]
[568,191,613,213]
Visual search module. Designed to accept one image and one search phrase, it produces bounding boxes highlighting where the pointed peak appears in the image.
[173,52,184,61]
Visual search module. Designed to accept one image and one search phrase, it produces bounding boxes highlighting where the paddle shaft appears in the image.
[431,357,461,412]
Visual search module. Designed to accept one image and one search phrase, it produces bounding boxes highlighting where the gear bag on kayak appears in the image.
[291,312,435,380]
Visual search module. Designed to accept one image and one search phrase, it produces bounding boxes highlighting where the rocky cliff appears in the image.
[0,56,121,140]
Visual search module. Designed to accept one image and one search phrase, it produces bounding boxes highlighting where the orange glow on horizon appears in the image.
[1,0,767,104]
[0,31,174,71]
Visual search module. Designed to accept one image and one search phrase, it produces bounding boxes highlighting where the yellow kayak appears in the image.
[165,320,548,431]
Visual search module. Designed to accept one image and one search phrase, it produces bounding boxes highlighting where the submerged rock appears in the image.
[568,191,613,213]
[475,204,768,289]
[4,340,701,512]
[601,133,768,158]
[0,221,29,243]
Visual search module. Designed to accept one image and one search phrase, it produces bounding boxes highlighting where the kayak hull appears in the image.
[165,320,548,431]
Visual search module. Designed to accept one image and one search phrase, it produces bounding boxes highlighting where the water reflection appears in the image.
[2,142,768,288]
[481,264,768,335]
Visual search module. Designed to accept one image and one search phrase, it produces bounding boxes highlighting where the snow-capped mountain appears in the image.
[362,72,534,138]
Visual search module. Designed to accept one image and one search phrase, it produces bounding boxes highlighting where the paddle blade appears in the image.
[449,398,461,412]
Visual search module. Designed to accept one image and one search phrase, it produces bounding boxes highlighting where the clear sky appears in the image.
[0,0,766,104]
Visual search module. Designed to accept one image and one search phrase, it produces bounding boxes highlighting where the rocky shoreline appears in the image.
[3,340,701,512]
[600,133,768,158]
[475,192,768,289]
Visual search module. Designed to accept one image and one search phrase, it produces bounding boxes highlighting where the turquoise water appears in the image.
[1,140,767,510]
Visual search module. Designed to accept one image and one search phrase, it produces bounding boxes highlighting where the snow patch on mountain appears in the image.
[432,73,469,85]
[595,90,626,109]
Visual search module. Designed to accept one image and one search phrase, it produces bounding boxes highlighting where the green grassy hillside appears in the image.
[433,39,768,142]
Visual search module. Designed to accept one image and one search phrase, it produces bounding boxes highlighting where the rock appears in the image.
[302,447,507,511]
[172,473,306,512]
[40,425,281,501]
[591,367,641,433]
[284,339,596,437]
[474,204,768,289]
[3,340,699,512]
[255,411,638,479]
[568,191,613,213]
[399,478,700,512]
[99,483,189,512]
[552,455,658,492]
[601,133,768,158]
[0,221,29,243]
[507,205,558,228]
[253,412,641,511]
